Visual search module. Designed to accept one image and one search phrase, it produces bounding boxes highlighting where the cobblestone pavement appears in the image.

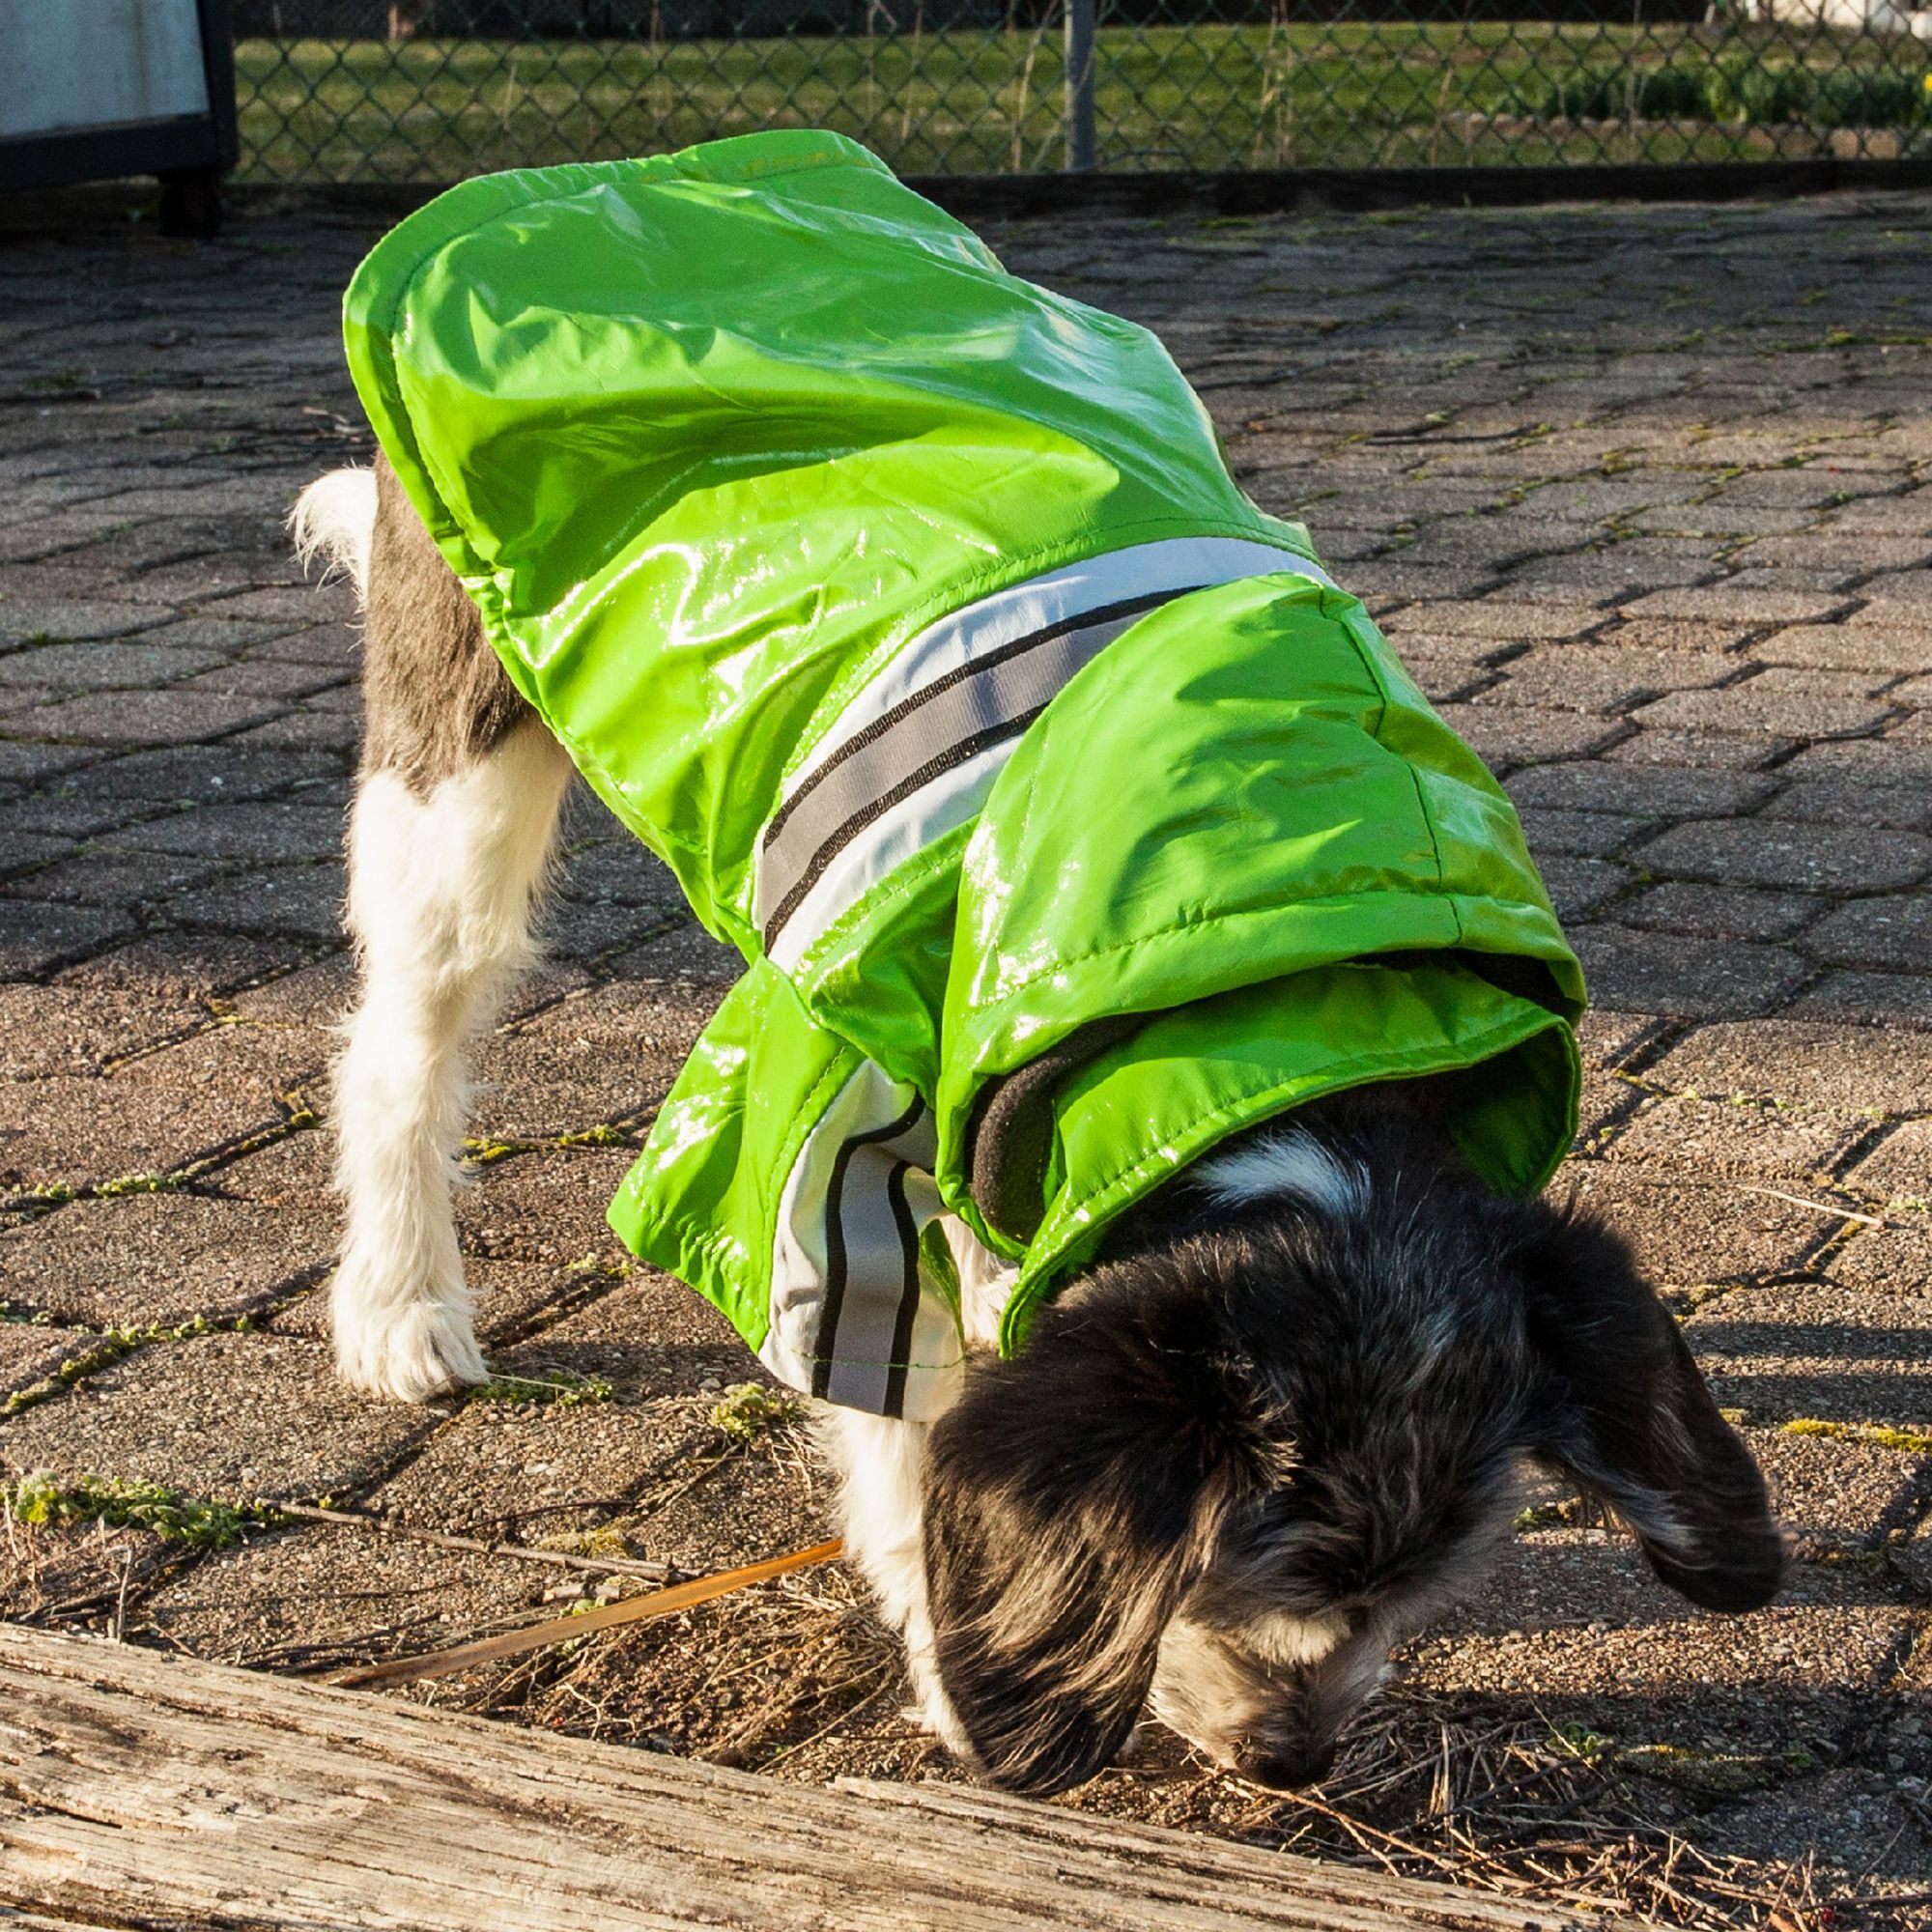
[3,188,1930,1924]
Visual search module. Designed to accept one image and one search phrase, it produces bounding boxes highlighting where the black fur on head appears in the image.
[919,1253,1263,1795]
[922,1098,1784,1797]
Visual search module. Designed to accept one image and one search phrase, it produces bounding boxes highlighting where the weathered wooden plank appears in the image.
[0,1625,1630,1932]
[0,1914,142,1931]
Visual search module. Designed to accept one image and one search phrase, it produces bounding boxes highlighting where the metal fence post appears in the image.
[225,2,1932,188]
[1064,0,1096,173]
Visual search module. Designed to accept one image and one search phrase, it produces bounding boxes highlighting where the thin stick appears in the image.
[1272,1786,1487,1887]
[274,1499,676,1583]
[327,1538,844,1689]
[111,1546,132,1644]
[236,1611,460,1669]
[1735,1182,1889,1230]
[38,1552,181,1622]
[756,1669,893,1772]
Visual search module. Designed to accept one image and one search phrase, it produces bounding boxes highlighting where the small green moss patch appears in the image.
[536,1524,635,1559]
[471,1369,615,1407]
[1781,1417,1932,1455]
[1619,1741,1817,1795]
[1516,1496,1586,1532]
[7,1470,284,1550]
[710,1381,802,1443]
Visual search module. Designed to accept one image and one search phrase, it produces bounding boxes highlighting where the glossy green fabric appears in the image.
[344,128,1292,947]
[942,575,1584,1348]
[343,129,1585,1383]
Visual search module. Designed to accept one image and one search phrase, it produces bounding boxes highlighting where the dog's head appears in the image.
[921,1112,1784,1796]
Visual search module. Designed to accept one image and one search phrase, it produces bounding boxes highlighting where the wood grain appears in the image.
[0,1624,1633,1931]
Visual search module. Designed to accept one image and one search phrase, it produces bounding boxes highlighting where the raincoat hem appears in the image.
[953,891,1581,1089]
[999,1003,1579,1354]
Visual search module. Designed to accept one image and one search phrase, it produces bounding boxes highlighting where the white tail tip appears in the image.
[291,467,379,602]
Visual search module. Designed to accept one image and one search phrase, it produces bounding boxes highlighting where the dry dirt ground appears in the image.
[3,185,1931,1929]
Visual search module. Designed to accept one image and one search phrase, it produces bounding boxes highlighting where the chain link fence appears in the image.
[232,1,1932,183]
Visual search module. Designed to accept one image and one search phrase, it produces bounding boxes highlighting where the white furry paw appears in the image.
[901,1630,974,1759]
[331,1263,486,1403]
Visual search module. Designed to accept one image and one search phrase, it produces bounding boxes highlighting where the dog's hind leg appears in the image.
[332,724,570,1399]
[298,460,573,1401]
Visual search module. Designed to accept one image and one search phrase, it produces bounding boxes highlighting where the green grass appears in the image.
[233,23,1932,184]
[1527,51,1932,129]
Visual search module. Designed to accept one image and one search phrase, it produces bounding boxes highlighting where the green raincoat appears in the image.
[343,130,1585,1420]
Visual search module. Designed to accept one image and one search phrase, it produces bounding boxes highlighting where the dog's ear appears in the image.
[922,1268,1254,1795]
[1519,1208,1784,1612]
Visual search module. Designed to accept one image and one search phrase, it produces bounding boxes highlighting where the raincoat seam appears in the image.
[1006,681,1047,949]
[352,183,543,580]
[808,1348,967,1372]
[1409,766,1463,941]
[1337,599,1460,923]
[1340,592,1393,743]
[762,1052,866,1242]
[788,820,975,1000]
[970,886,1545,1015]
[355,317,469,575]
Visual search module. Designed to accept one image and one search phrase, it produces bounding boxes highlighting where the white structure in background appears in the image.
[0,0,213,143]
[1734,0,1932,32]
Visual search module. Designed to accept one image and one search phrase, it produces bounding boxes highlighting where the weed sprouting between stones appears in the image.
[470,1369,615,1407]
[7,1470,286,1551]
[709,1381,803,1444]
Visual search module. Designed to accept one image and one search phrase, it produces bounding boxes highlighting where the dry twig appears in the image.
[275,1498,679,1583]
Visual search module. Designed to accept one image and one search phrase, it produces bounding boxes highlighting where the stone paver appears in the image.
[0,1191,330,1328]
[3,188,1930,1922]
[1685,1285,1932,1432]
[0,1329,438,1500]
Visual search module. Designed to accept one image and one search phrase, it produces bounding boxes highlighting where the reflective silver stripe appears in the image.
[819,1151,945,1417]
[774,536,1333,810]
[763,739,1007,977]
[812,1095,934,1406]
[761,1064,960,1419]
[756,588,1183,948]
[754,535,1334,959]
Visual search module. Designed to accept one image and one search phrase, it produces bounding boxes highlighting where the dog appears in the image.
[294,134,1783,1798]
[295,451,1784,1798]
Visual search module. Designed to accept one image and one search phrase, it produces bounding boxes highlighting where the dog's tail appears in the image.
[290,467,379,605]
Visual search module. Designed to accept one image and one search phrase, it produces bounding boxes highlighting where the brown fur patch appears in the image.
[362,455,532,791]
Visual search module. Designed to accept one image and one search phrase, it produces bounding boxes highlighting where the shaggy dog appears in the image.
[298,456,1783,1797]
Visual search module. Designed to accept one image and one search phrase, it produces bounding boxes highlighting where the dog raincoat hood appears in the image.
[343,130,1584,1420]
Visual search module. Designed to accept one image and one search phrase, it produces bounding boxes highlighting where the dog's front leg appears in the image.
[814,1404,971,1757]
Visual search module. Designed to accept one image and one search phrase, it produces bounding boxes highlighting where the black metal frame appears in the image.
[0,0,238,194]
